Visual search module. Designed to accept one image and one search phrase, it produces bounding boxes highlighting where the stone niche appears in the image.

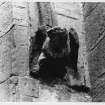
[0,1,92,102]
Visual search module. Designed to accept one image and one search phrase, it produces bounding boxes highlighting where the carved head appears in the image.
[42,27,70,58]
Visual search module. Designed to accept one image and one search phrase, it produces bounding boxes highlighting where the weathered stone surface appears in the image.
[0,82,9,101]
[37,2,57,26]
[0,2,13,102]
[0,2,30,101]
[28,2,39,36]
[18,77,39,101]
[90,78,105,102]
[0,2,12,33]
[11,2,29,77]
[54,2,83,20]
[0,29,14,82]
[11,45,29,76]
[0,2,13,79]
[12,2,27,8]
[84,3,105,101]
[19,95,33,102]
[0,72,10,84]
[8,76,19,101]
[13,26,29,46]
[33,83,91,102]
[84,3,105,52]
[12,4,28,26]
[83,3,98,18]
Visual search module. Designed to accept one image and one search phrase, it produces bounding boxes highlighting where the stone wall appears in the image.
[0,2,57,101]
[0,2,39,101]
[0,2,92,101]
[83,2,105,102]
[37,2,57,26]
[0,2,13,101]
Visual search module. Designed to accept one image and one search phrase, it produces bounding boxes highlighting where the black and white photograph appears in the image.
[0,0,104,102]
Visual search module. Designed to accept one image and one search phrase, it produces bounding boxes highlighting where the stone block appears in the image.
[8,76,19,101]
[54,2,82,20]
[12,2,27,8]
[13,25,29,45]
[19,95,33,102]
[28,2,39,36]
[13,5,28,25]
[0,30,13,75]
[0,82,9,101]
[18,77,39,99]
[84,3,105,101]
[84,3,105,51]
[11,46,29,76]
[0,2,12,33]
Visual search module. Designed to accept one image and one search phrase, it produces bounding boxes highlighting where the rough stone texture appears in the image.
[28,2,39,37]
[18,77,39,101]
[33,83,91,102]
[10,2,39,101]
[0,2,12,33]
[8,76,19,101]
[12,2,29,77]
[0,2,58,101]
[0,81,9,101]
[83,3,105,101]
[37,2,57,26]
[0,2,38,101]
[11,45,29,76]
[0,1,13,101]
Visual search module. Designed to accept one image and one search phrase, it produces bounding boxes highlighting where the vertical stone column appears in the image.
[0,2,40,101]
[0,2,13,101]
[10,2,40,101]
[37,2,58,26]
[0,2,59,101]
[16,2,57,101]
[83,3,105,101]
